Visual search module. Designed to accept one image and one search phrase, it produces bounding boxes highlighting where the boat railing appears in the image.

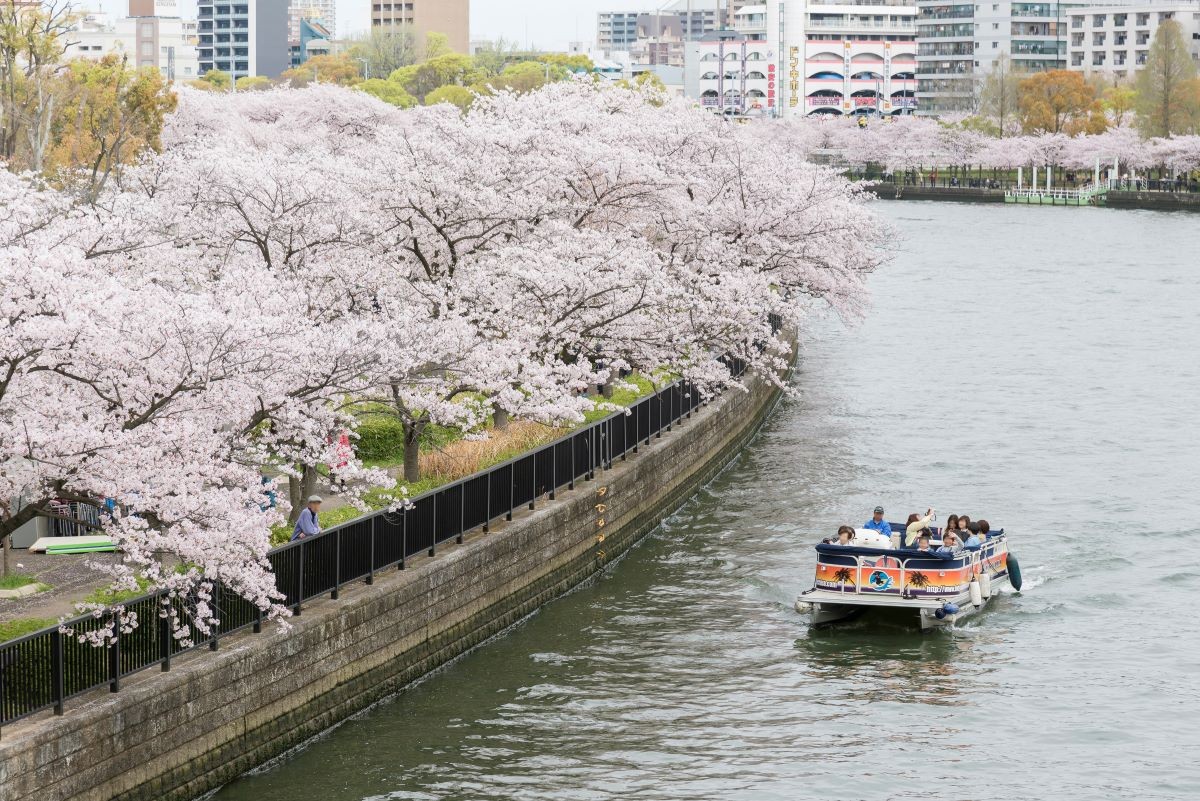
[823,541,999,597]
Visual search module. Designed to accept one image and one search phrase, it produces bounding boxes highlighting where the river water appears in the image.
[213,203,1200,801]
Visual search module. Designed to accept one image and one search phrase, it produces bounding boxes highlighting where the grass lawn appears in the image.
[0,617,57,642]
[0,573,39,590]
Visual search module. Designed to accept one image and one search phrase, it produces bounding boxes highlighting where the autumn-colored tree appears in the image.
[0,0,73,172]
[281,54,362,87]
[1018,69,1105,135]
[1135,20,1200,137]
[50,55,177,198]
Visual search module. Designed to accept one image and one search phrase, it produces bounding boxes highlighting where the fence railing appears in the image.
[0,358,748,732]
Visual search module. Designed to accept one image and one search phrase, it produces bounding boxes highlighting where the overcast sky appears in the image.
[94,0,667,50]
[94,1,659,51]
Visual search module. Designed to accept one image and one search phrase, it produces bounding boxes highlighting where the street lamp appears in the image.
[357,56,370,80]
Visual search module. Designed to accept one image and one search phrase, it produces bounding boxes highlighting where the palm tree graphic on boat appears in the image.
[906,571,930,591]
[832,567,855,586]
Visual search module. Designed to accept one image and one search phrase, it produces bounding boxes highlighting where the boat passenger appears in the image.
[934,530,962,558]
[964,519,991,549]
[863,506,892,538]
[915,533,933,552]
[836,525,855,545]
[904,508,935,546]
[943,514,960,537]
[956,515,972,533]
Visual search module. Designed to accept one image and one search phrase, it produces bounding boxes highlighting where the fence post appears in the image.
[108,621,121,693]
[633,403,640,454]
[367,516,376,586]
[161,604,174,670]
[507,463,514,522]
[295,543,305,617]
[332,529,341,600]
[400,506,408,570]
[528,458,536,511]
[568,438,575,490]
[51,630,64,716]
[429,493,437,557]
[587,428,595,480]
[655,391,663,439]
[209,582,220,651]
[457,485,464,544]
[484,477,491,533]
[551,444,557,500]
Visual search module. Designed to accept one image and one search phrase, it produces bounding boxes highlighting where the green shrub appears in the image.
[354,416,407,462]
[0,617,56,642]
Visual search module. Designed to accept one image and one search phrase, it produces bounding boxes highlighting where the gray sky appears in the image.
[96,0,655,51]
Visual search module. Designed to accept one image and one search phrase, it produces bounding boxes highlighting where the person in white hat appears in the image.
[291,495,323,541]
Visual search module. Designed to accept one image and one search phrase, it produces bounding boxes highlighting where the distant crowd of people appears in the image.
[822,506,992,558]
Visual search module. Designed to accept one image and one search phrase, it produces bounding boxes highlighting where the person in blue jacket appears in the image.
[934,530,962,558]
[863,506,892,538]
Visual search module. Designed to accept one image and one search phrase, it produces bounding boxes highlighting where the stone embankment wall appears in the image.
[1105,190,1200,210]
[0,373,785,801]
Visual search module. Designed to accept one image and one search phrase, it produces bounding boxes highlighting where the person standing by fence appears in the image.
[291,495,322,541]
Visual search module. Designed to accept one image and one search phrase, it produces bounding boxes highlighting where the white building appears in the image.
[684,6,770,115]
[915,2,1070,115]
[1066,2,1200,81]
[598,0,725,58]
[768,0,919,117]
[62,2,200,83]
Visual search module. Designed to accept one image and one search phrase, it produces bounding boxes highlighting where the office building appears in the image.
[196,0,290,79]
[372,0,470,54]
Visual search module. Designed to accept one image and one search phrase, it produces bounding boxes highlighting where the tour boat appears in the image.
[795,524,1022,630]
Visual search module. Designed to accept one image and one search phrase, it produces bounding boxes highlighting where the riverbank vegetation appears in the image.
[1,74,884,643]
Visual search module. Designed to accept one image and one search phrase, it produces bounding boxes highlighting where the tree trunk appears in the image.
[287,465,318,525]
[2,534,9,578]
[492,407,509,431]
[403,418,425,484]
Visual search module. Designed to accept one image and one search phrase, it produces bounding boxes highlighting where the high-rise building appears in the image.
[372,0,470,54]
[1066,2,1200,82]
[196,0,291,80]
[289,0,335,42]
[767,0,919,117]
[684,8,770,114]
[915,2,1070,115]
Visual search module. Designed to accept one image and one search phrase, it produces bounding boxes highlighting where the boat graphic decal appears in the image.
[867,570,893,591]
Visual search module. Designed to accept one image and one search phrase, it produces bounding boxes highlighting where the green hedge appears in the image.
[354,416,407,462]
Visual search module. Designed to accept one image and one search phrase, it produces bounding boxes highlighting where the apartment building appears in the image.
[372,0,469,54]
[63,1,200,82]
[915,2,1070,115]
[1066,2,1200,81]
[196,0,290,79]
[598,1,725,57]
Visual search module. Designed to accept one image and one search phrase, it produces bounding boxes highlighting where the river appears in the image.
[212,203,1200,801]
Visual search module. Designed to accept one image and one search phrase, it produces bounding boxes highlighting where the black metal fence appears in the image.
[0,360,747,731]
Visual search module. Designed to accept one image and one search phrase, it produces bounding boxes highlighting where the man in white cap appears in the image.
[291,495,323,541]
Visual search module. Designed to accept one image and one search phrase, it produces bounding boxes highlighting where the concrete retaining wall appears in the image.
[0,373,784,801]
[1105,190,1200,211]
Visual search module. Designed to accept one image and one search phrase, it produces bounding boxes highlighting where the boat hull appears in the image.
[800,575,1012,631]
